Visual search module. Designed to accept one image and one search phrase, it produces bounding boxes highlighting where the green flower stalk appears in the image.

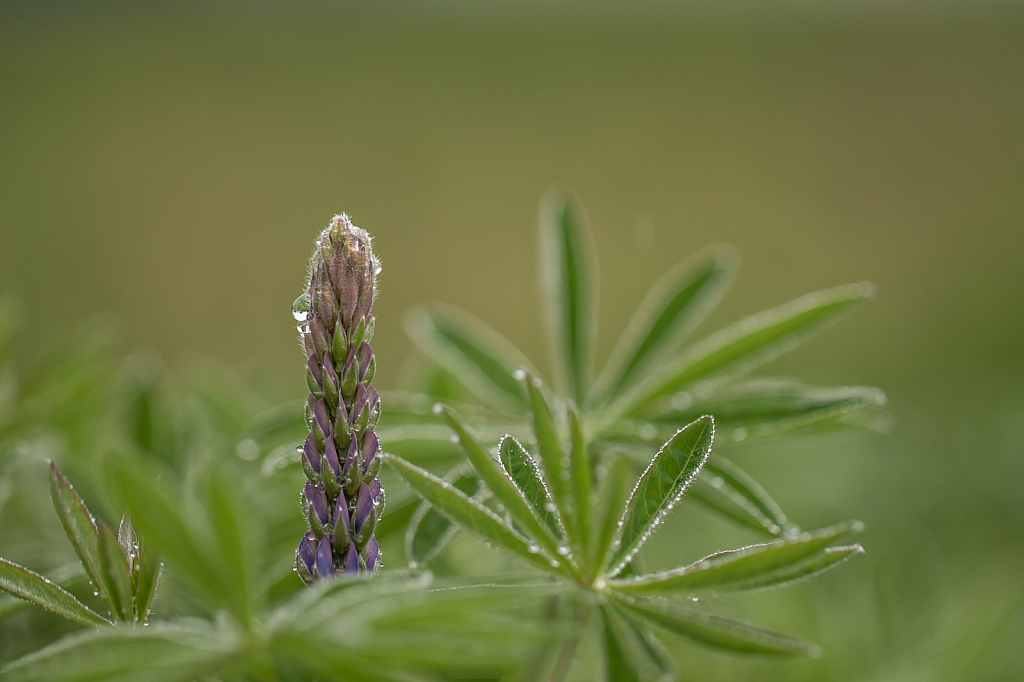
[292,214,384,583]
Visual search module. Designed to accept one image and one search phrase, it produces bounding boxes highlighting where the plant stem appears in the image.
[548,604,591,682]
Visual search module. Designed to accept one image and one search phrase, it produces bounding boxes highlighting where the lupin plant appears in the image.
[291,214,385,582]
[0,463,160,627]
[381,191,880,680]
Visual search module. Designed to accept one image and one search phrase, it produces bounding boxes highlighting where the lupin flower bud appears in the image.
[293,214,385,584]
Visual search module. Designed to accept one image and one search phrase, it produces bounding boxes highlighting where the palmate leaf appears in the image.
[405,463,483,566]
[606,417,714,577]
[0,620,240,682]
[539,190,598,404]
[48,462,117,618]
[647,379,887,441]
[498,436,561,538]
[97,521,133,622]
[610,282,874,419]
[588,457,633,578]
[384,453,560,573]
[592,244,738,405]
[609,521,863,595]
[0,558,110,627]
[615,595,819,656]
[404,304,532,413]
[436,405,565,560]
[600,603,676,682]
[521,371,579,547]
[686,455,795,537]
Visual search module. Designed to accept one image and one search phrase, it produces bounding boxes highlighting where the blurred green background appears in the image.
[1,1,1022,679]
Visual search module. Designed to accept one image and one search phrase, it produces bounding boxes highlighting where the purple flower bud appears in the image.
[301,433,321,480]
[350,384,367,428]
[332,491,351,551]
[322,435,341,496]
[366,387,380,428]
[305,394,316,427]
[306,483,331,539]
[358,341,373,381]
[360,430,379,473]
[322,351,339,391]
[313,398,331,447]
[295,531,316,584]
[315,534,335,578]
[353,481,377,548]
[343,436,361,497]
[364,536,380,572]
[334,399,351,449]
[369,477,382,505]
[341,344,358,399]
[301,480,314,518]
[344,540,359,574]
[306,355,323,397]
[310,316,330,361]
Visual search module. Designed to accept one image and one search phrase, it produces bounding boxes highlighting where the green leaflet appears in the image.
[689,455,794,537]
[600,603,676,682]
[114,467,229,616]
[588,457,633,579]
[0,558,110,627]
[615,596,820,656]
[404,305,530,412]
[592,244,737,405]
[612,282,874,418]
[539,191,598,404]
[567,405,592,555]
[97,522,133,622]
[438,405,564,560]
[405,463,482,566]
[522,372,578,546]
[134,540,162,623]
[610,521,863,595]
[48,463,115,617]
[498,436,562,538]
[606,417,714,577]
[384,453,560,573]
[648,379,887,440]
[206,471,253,625]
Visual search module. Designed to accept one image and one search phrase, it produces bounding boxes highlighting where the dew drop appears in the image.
[689,596,699,602]
[292,292,311,321]
[527,543,540,554]
[513,369,526,381]
[449,434,459,444]
[594,578,607,589]
[556,545,570,556]
[544,502,557,513]
[549,558,560,567]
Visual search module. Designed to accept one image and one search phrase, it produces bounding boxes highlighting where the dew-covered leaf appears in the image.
[606,416,714,577]
[649,379,887,440]
[593,245,737,404]
[539,190,598,404]
[404,305,531,412]
[615,596,820,656]
[568,405,592,555]
[600,603,676,682]
[134,540,161,623]
[437,405,564,558]
[384,453,560,573]
[587,457,633,578]
[685,455,794,537]
[405,463,481,566]
[48,462,114,616]
[0,558,110,627]
[613,283,874,417]
[522,371,578,546]
[97,521,133,622]
[610,521,863,595]
[498,436,561,538]
[0,620,239,682]
[114,467,226,612]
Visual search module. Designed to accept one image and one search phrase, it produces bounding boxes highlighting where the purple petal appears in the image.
[315,535,335,578]
[302,434,322,476]
[323,435,341,479]
[358,341,372,380]
[353,481,374,534]
[306,355,322,389]
[344,541,359,573]
[297,530,316,572]
[311,484,331,528]
[343,436,359,475]
[360,430,379,472]
[350,384,367,426]
[369,477,382,504]
[310,316,330,360]
[342,343,356,378]
[313,398,331,438]
[364,536,379,572]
